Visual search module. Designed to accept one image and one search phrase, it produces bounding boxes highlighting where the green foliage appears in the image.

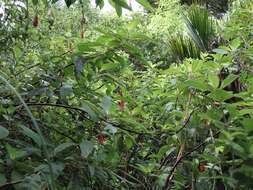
[0,0,253,189]
[169,34,201,62]
[184,4,215,51]
[147,0,184,37]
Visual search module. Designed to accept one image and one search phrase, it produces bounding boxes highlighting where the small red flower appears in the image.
[198,162,205,172]
[118,100,125,111]
[33,15,39,28]
[97,134,106,144]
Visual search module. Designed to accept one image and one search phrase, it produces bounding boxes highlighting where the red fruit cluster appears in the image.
[198,162,205,172]
[33,15,39,28]
[97,134,106,144]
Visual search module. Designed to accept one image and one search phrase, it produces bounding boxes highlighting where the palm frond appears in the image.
[169,34,201,62]
[184,5,215,51]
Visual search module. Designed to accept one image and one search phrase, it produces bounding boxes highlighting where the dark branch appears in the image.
[162,131,221,189]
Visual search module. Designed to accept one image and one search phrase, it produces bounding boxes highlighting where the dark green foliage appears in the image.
[184,5,215,51]
[169,34,201,62]
[181,0,229,16]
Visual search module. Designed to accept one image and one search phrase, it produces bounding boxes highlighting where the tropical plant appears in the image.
[184,5,215,51]
[0,0,253,189]
[169,34,201,62]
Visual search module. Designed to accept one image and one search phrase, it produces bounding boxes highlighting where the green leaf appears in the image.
[118,117,147,132]
[115,0,132,10]
[220,74,238,89]
[208,74,219,88]
[78,42,97,52]
[32,0,38,5]
[0,173,6,185]
[184,79,209,91]
[20,125,42,147]
[231,142,245,155]
[208,89,234,102]
[81,102,99,122]
[158,146,176,160]
[125,135,135,149]
[95,0,104,9]
[6,144,27,160]
[249,144,253,154]
[229,38,241,51]
[60,85,73,99]
[241,118,253,132]
[136,0,153,10]
[80,140,93,158]
[115,2,122,16]
[0,126,9,139]
[54,142,76,156]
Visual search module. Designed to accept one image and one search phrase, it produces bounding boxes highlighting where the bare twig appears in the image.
[162,131,221,190]
[0,180,23,189]
[20,102,151,136]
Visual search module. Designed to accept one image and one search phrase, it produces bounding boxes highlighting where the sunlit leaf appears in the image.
[220,74,238,89]
[208,89,233,102]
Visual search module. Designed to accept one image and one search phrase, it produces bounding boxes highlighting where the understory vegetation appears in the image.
[0,0,253,189]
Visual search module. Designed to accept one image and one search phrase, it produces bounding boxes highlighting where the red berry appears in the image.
[118,100,125,111]
[97,134,106,144]
[33,15,39,28]
[198,162,205,172]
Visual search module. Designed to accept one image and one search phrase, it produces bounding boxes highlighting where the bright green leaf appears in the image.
[208,89,234,102]
[208,74,219,88]
[184,79,209,91]
[136,0,153,10]
[220,74,238,89]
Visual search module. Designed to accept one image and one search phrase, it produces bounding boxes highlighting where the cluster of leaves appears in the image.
[0,0,253,189]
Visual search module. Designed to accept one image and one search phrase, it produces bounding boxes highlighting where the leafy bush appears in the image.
[0,0,253,189]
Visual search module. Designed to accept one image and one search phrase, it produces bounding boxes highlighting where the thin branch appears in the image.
[15,63,41,76]
[162,131,221,190]
[175,109,196,134]
[21,102,151,136]
[0,180,23,189]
